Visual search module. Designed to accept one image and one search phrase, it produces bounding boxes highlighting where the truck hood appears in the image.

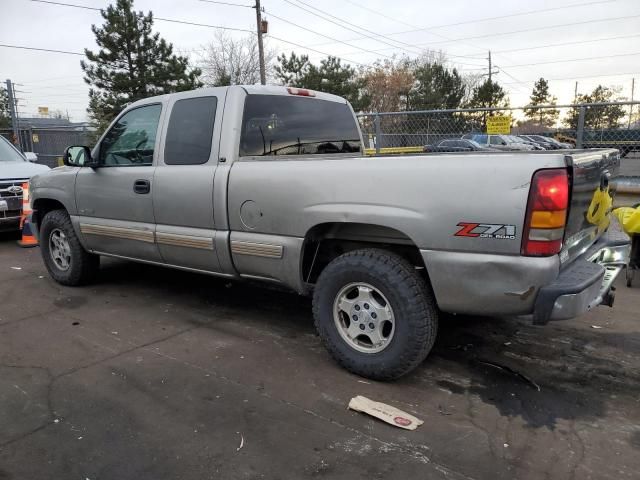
[0,161,50,180]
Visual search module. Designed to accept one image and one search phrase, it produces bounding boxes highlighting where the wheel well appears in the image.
[32,199,66,228]
[301,222,427,284]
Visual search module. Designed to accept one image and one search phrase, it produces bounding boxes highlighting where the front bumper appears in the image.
[533,229,630,325]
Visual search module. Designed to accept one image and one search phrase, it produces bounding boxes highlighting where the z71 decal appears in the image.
[455,222,516,240]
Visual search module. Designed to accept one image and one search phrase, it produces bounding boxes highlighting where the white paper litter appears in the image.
[10,267,22,270]
[348,395,423,430]
[591,325,603,329]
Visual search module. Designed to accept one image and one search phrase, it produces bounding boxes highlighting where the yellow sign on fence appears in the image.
[486,115,512,134]
[37,106,49,116]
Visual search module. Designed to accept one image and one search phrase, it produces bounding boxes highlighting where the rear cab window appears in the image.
[239,95,361,157]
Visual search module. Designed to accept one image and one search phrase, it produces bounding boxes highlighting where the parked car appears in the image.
[0,136,49,231]
[462,133,534,151]
[547,137,574,149]
[29,85,629,380]
[518,135,554,150]
[424,138,498,152]
[514,135,546,150]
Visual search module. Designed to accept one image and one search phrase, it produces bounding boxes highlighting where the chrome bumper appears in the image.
[533,230,630,325]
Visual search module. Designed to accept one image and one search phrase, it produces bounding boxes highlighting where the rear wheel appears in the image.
[40,209,99,285]
[312,249,438,380]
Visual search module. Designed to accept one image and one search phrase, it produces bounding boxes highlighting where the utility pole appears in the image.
[5,79,21,151]
[628,78,635,129]
[574,81,578,103]
[488,50,492,86]
[254,0,266,85]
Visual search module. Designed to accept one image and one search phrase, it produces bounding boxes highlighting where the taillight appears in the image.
[287,87,316,97]
[522,169,569,256]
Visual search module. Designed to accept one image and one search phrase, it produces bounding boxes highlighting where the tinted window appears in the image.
[472,134,488,144]
[100,104,162,166]
[490,136,504,145]
[440,140,454,146]
[165,97,217,165]
[239,95,361,156]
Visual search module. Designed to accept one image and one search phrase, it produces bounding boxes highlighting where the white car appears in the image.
[463,134,534,151]
[0,136,49,231]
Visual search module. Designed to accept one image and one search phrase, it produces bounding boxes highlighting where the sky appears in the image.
[1,0,639,122]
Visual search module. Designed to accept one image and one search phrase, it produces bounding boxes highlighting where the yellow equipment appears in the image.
[614,205,640,287]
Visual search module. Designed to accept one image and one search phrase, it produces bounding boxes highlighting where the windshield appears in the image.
[471,134,488,144]
[239,95,361,156]
[466,140,482,148]
[0,137,26,163]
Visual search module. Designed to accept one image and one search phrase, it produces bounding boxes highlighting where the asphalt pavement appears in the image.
[1,232,639,480]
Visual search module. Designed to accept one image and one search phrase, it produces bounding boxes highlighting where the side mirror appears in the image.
[502,141,507,145]
[63,145,96,167]
[24,152,38,163]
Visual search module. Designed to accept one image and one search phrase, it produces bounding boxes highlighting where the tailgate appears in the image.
[560,149,621,265]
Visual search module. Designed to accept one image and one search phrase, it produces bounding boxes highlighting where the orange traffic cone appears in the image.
[17,182,38,248]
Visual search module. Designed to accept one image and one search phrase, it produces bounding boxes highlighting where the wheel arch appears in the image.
[32,198,68,230]
[300,222,429,286]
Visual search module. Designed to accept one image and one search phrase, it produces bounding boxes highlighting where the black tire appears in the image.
[312,249,438,381]
[40,209,99,285]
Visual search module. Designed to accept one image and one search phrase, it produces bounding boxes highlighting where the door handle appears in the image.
[134,179,151,194]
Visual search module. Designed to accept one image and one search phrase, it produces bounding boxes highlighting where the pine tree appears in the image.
[524,78,559,127]
[81,0,202,133]
[274,53,368,111]
[465,79,509,129]
[408,62,465,111]
[564,85,626,130]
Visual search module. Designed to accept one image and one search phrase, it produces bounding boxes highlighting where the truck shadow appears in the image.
[97,258,639,430]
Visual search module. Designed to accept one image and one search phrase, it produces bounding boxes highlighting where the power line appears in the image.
[280,0,426,55]
[478,33,640,56]
[502,71,640,86]
[498,51,640,69]
[0,43,83,56]
[308,0,619,49]
[394,0,619,37]
[418,14,640,47]
[30,0,253,33]
[198,0,253,7]
[29,0,368,66]
[266,34,366,66]
[260,10,393,59]
[319,13,640,57]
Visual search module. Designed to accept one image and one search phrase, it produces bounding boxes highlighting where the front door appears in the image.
[76,103,164,262]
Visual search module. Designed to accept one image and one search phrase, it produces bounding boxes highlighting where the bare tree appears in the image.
[199,32,275,86]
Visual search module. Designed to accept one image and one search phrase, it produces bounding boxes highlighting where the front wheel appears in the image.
[312,249,438,380]
[40,209,99,285]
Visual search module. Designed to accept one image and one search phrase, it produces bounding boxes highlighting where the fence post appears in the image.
[374,113,381,154]
[576,106,585,149]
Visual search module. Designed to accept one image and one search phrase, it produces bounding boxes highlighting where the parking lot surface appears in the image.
[1,232,639,480]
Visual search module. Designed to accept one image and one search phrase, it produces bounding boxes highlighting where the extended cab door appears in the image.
[76,103,163,262]
[152,92,224,272]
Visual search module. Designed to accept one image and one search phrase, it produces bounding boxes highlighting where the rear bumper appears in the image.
[533,229,630,325]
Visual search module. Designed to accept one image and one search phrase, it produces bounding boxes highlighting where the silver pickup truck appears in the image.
[29,85,630,380]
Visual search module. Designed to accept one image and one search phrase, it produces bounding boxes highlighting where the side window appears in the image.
[164,97,217,165]
[99,104,162,166]
[490,136,503,145]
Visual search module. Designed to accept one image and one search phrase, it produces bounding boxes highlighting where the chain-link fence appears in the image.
[358,101,640,156]
[1,125,92,168]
